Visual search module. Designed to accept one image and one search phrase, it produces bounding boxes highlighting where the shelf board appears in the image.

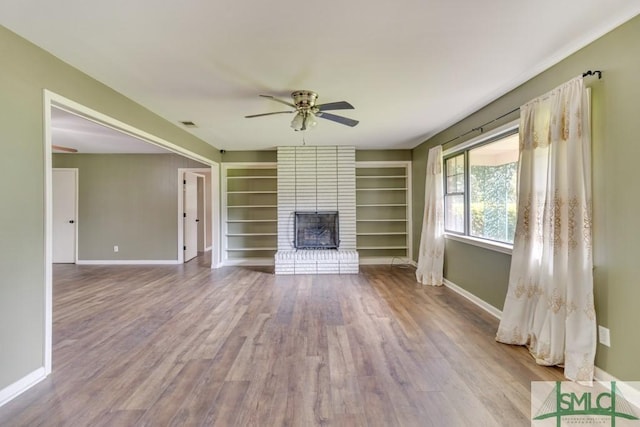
[226,176,277,180]
[356,204,407,207]
[226,219,277,223]
[356,175,406,179]
[226,247,277,251]
[356,188,407,191]
[357,246,408,250]
[227,205,277,208]
[226,233,277,237]
[356,232,407,236]
[357,219,408,222]
[226,191,277,194]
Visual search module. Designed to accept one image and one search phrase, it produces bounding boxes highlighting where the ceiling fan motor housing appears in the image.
[291,90,318,110]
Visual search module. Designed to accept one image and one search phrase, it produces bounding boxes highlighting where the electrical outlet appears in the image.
[598,325,610,347]
[114,245,119,253]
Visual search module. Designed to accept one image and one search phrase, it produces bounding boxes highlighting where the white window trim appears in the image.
[442,118,519,255]
[444,233,513,255]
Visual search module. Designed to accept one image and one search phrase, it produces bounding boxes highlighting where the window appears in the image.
[444,154,465,233]
[443,129,519,245]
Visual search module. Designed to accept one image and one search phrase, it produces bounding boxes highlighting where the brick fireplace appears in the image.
[274,146,359,274]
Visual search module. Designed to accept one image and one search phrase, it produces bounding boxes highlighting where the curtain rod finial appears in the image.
[583,70,602,79]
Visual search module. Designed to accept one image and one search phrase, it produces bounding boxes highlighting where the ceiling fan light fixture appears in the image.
[304,112,317,130]
[290,112,304,131]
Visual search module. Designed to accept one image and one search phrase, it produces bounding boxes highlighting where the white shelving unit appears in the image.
[356,161,412,263]
[222,163,277,265]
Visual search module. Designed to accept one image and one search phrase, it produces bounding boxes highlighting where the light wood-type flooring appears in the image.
[0,255,564,426]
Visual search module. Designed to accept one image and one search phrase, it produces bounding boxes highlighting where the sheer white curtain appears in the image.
[416,146,444,286]
[496,77,596,382]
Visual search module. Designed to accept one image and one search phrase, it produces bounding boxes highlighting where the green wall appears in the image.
[443,240,512,310]
[221,150,277,163]
[221,149,411,163]
[53,154,206,260]
[412,15,640,380]
[356,149,411,162]
[0,26,219,392]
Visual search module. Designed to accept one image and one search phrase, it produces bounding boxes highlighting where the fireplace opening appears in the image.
[294,211,339,249]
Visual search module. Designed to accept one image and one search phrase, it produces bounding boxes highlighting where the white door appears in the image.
[197,175,206,253]
[183,171,198,262]
[53,168,77,263]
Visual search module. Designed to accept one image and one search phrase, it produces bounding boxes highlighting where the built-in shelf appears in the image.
[224,160,411,265]
[357,232,407,236]
[227,205,277,208]
[223,163,277,264]
[356,161,412,261]
[227,219,277,223]
[226,191,277,194]
[356,188,408,191]
[227,176,277,180]
[226,247,278,251]
[357,246,408,250]
[356,204,407,207]
[356,175,406,179]
[357,219,408,222]
[227,233,278,237]
[226,233,277,237]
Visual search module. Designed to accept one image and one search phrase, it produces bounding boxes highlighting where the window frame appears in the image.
[443,153,466,235]
[441,120,519,254]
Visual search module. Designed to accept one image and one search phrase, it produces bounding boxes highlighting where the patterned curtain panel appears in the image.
[496,77,596,382]
[416,146,444,286]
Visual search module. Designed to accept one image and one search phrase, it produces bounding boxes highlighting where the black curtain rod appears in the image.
[441,107,520,146]
[441,69,602,146]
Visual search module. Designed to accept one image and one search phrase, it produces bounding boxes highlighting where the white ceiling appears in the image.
[2,1,639,152]
[52,108,170,154]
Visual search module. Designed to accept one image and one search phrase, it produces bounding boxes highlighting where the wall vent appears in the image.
[180,121,197,128]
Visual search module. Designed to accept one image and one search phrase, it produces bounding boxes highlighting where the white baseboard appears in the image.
[594,367,640,405]
[0,367,46,408]
[76,260,180,265]
[222,258,275,267]
[359,256,417,266]
[442,279,631,391]
[443,278,503,319]
[222,257,418,268]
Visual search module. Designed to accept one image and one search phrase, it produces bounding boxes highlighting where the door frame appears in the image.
[196,174,207,253]
[43,90,221,376]
[52,168,79,263]
[177,168,217,264]
[179,170,205,263]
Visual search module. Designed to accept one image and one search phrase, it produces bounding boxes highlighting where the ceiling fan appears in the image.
[245,90,359,131]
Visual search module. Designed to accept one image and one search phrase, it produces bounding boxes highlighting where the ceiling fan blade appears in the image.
[259,94,296,108]
[316,112,359,127]
[316,101,355,111]
[245,111,294,118]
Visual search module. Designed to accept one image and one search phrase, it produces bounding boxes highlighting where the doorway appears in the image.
[179,168,213,263]
[44,90,221,375]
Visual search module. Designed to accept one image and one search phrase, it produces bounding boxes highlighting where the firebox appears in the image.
[294,211,339,249]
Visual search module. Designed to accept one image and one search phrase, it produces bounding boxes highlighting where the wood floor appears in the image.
[0,256,564,426]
